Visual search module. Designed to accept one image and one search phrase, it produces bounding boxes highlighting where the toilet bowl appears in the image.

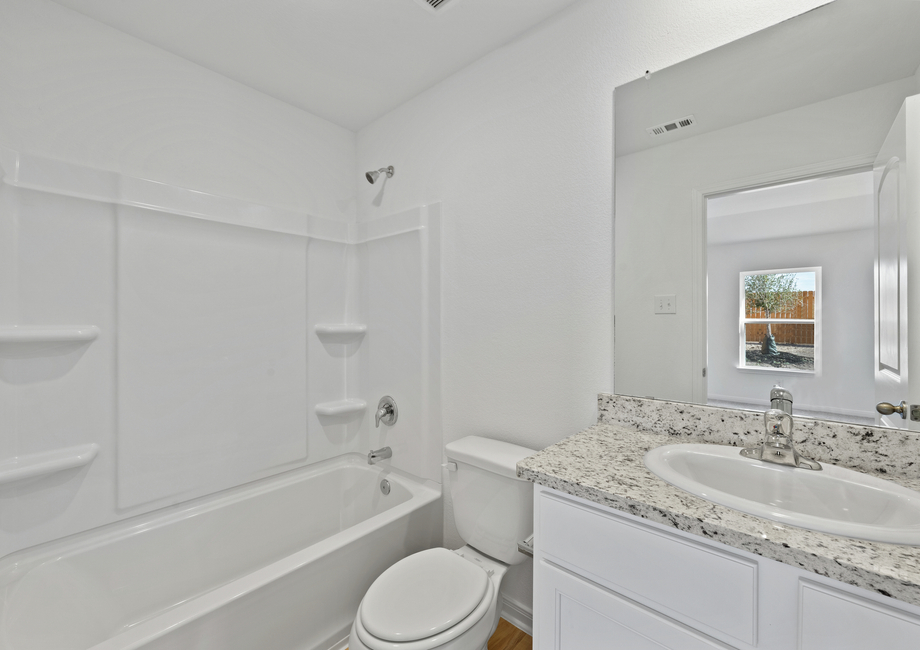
[348,436,535,650]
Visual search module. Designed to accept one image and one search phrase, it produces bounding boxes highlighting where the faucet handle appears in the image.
[770,385,793,415]
[764,408,793,445]
[375,396,398,428]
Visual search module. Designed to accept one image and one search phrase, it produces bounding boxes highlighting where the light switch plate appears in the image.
[655,294,676,314]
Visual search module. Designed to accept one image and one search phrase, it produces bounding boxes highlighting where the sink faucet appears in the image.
[367,446,392,465]
[739,386,821,470]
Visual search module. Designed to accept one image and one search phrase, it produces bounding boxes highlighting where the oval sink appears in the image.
[644,444,920,545]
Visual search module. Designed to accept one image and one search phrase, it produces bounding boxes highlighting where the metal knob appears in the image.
[375,396,398,428]
[876,401,908,418]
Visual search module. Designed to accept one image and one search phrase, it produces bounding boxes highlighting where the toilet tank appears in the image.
[445,436,535,565]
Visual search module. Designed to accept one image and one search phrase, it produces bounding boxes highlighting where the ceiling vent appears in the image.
[414,0,457,13]
[646,115,695,137]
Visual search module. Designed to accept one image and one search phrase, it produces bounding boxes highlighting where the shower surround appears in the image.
[0,146,443,564]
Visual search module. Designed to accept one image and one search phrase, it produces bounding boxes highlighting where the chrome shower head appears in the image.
[365,166,394,184]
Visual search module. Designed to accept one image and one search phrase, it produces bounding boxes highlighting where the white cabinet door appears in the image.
[799,580,920,650]
[537,559,735,650]
[539,491,757,646]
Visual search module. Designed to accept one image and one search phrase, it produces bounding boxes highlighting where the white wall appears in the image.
[708,226,875,418]
[356,0,829,621]
[615,76,919,403]
[0,0,368,555]
[0,0,356,219]
[0,0,845,625]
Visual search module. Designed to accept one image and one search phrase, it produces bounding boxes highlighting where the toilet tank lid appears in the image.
[445,436,536,479]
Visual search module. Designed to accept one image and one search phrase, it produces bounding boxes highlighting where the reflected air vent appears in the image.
[414,0,457,13]
[646,115,695,137]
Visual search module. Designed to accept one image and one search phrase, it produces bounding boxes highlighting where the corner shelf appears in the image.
[314,324,367,343]
[0,443,100,485]
[315,399,367,417]
[0,325,100,344]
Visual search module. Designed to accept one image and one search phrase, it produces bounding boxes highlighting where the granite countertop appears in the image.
[518,396,920,608]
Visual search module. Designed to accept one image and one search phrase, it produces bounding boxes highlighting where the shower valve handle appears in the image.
[375,396,398,428]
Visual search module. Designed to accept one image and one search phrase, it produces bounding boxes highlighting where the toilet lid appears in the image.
[360,548,489,642]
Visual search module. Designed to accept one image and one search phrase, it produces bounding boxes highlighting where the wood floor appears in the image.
[345,618,532,650]
[487,618,533,650]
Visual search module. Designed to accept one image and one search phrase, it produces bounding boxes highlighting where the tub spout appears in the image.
[367,446,392,465]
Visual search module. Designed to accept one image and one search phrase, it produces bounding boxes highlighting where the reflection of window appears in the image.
[740,268,820,372]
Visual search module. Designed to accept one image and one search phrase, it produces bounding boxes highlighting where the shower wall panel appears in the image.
[306,238,355,458]
[357,205,441,484]
[0,149,441,556]
[116,209,309,508]
[0,186,116,555]
[0,151,355,556]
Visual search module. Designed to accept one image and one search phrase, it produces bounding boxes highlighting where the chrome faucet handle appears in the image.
[740,408,820,470]
[770,385,793,415]
[764,409,793,447]
[375,396,398,428]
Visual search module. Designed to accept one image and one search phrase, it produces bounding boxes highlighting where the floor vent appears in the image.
[646,115,695,137]
[414,0,457,13]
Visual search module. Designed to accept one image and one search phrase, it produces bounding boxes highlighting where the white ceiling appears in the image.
[615,0,920,156]
[50,0,581,131]
[707,171,874,245]
[707,171,873,219]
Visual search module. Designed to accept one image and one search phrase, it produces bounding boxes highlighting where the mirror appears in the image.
[613,0,920,427]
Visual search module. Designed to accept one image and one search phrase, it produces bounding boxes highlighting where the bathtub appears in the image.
[0,454,441,650]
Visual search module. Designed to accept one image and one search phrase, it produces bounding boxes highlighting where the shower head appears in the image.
[366,166,394,184]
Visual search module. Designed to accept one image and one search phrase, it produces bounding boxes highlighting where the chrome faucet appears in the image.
[740,386,821,470]
[367,446,392,465]
[375,396,398,428]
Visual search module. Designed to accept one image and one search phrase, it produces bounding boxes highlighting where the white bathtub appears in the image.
[0,455,441,650]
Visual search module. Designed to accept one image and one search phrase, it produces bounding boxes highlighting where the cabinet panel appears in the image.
[539,492,757,646]
[799,580,920,650]
[539,560,734,650]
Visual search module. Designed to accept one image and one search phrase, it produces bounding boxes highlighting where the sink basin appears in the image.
[644,444,920,545]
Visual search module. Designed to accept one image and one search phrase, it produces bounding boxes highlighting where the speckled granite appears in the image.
[519,395,920,608]
[598,393,920,479]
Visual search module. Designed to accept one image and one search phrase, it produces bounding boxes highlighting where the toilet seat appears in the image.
[354,549,497,650]
[361,548,489,642]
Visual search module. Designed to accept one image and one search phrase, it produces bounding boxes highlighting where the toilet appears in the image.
[349,436,535,650]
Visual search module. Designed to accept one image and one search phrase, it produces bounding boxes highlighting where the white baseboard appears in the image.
[501,596,533,636]
[324,634,349,650]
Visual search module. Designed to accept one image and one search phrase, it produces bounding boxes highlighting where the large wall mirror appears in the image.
[614,0,920,428]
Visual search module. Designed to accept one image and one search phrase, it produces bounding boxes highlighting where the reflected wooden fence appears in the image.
[745,291,814,345]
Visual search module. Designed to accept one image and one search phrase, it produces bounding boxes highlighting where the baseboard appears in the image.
[326,636,348,650]
[501,596,533,636]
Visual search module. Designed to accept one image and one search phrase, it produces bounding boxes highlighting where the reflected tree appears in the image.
[744,273,801,356]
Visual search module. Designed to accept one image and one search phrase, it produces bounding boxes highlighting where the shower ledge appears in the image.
[315,324,367,341]
[0,326,100,358]
[315,399,367,417]
[0,325,99,344]
[0,443,100,485]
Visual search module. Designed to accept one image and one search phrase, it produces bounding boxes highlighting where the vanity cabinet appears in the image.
[533,485,920,650]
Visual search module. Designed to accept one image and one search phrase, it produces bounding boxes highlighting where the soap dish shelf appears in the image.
[314,324,366,343]
[0,326,100,358]
[0,325,100,343]
[0,443,100,485]
[315,399,367,418]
